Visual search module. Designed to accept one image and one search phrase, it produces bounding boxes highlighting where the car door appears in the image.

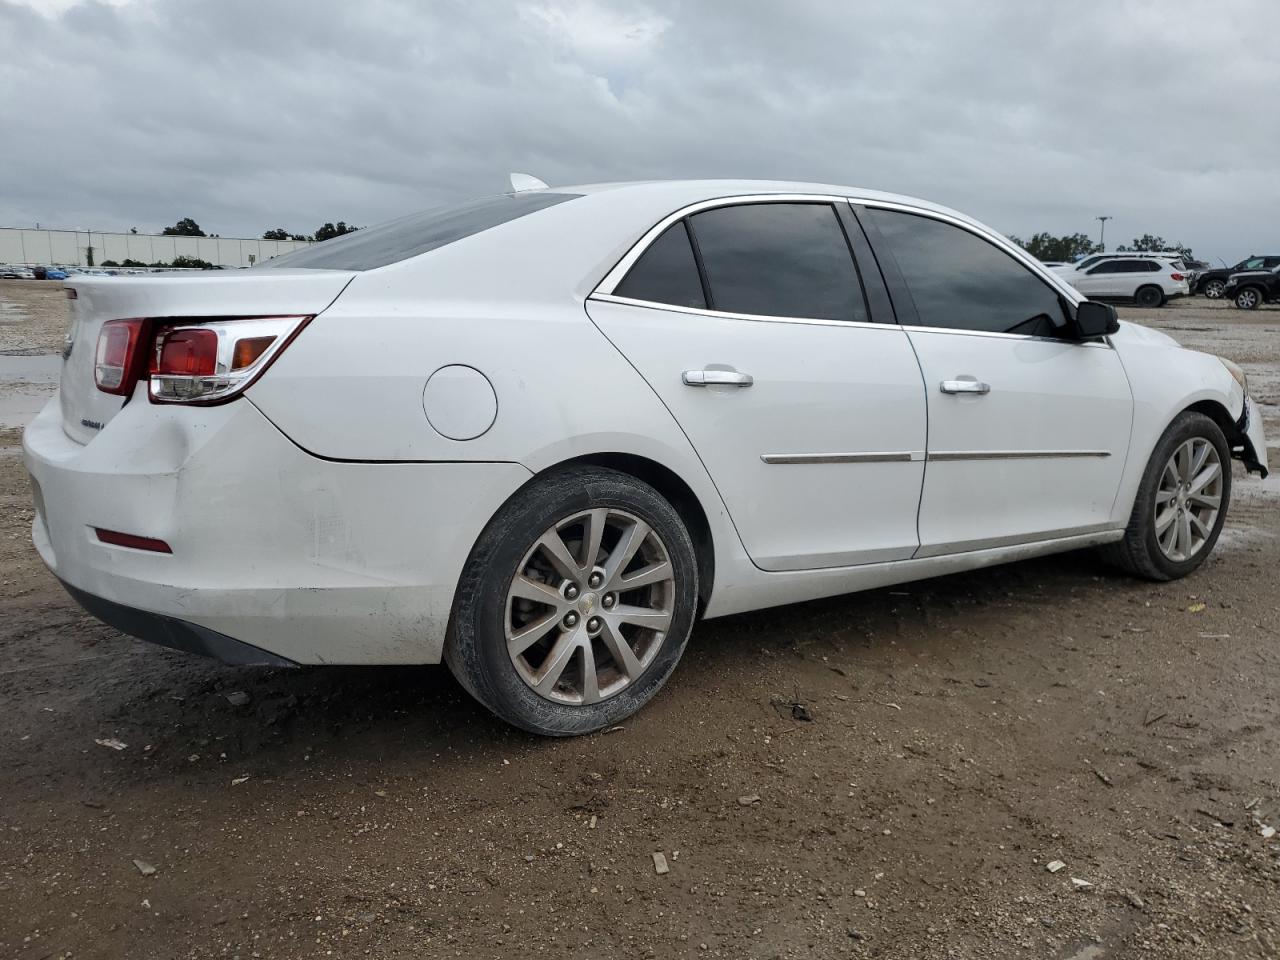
[1076,259,1130,297]
[856,205,1133,557]
[587,199,928,571]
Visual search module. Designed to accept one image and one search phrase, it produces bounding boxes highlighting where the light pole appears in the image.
[1096,215,1111,251]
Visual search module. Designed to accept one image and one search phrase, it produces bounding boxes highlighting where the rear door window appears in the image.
[686,203,867,322]
[613,221,706,309]
[260,192,581,271]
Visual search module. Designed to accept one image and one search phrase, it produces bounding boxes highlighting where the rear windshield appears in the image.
[260,192,581,271]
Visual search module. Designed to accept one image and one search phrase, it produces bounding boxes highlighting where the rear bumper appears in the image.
[22,393,531,664]
[60,580,296,666]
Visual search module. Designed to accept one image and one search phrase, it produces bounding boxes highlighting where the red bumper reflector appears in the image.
[94,528,173,554]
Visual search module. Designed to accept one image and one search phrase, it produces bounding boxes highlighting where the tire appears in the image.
[1134,285,1165,309]
[1101,412,1231,581]
[1202,278,1226,299]
[1235,287,1262,310]
[445,465,699,736]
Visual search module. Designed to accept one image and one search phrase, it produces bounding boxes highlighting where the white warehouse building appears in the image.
[0,227,312,268]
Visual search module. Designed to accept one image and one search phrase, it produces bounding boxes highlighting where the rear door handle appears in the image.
[683,369,754,387]
[940,379,990,395]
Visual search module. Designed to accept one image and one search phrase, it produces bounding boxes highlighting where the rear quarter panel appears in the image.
[246,286,748,601]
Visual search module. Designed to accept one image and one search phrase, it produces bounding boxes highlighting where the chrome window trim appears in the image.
[927,449,1112,462]
[595,193,854,296]
[590,291,897,332]
[591,192,1107,347]
[761,451,922,465]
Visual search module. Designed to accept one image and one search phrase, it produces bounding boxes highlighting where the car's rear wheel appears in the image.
[1202,279,1226,299]
[1101,412,1230,581]
[1134,285,1165,308]
[1235,287,1262,310]
[446,466,698,736]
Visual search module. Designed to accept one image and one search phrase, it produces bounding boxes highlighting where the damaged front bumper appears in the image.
[1235,396,1269,478]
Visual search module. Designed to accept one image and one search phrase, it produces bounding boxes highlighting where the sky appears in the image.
[2,0,1278,263]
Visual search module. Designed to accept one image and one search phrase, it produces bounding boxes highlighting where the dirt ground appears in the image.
[2,278,1279,960]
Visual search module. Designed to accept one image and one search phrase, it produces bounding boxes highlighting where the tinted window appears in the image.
[260,192,581,271]
[1088,261,1124,275]
[866,209,1065,336]
[688,203,867,321]
[614,221,705,309]
[1244,258,1265,269]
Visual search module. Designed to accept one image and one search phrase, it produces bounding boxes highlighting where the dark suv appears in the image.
[1196,255,1280,299]
[1226,265,1280,310]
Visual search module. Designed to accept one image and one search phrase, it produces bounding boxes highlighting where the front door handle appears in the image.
[940,379,990,395]
[683,369,754,387]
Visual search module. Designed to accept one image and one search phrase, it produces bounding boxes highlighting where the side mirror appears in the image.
[1072,300,1120,339]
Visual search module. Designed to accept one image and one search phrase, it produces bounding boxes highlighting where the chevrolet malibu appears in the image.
[23,180,1269,736]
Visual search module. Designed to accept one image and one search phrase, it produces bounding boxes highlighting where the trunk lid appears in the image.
[59,269,353,444]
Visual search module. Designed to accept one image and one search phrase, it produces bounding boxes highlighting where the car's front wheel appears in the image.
[1202,279,1226,299]
[1102,411,1230,581]
[1235,287,1262,310]
[446,465,699,736]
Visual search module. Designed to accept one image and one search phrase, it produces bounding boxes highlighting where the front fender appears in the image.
[1108,327,1255,522]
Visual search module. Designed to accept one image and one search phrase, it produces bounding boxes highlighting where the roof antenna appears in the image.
[510,173,549,192]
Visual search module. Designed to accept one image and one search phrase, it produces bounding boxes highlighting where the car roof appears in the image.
[560,178,979,222]
[348,178,1082,307]
[1080,251,1182,259]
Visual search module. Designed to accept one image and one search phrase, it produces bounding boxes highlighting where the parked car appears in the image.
[0,264,35,279]
[33,266,69,280]
[1195,256,1280,299]
[1225,265,1280,310]
[22,180,1268,736]
[1055,252,1186,275]
[1058,255,1189,307]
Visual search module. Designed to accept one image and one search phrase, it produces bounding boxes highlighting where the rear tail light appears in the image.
[1170,272,1185,281]
[94,318,149,395]
[94,315,310,403]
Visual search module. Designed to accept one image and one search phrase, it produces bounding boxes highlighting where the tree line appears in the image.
[159,217,359,243]
[93,217,363,268]
[1008,231,1194,262]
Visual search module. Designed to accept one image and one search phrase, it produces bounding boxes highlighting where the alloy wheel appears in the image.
[1204,280,1225,299]
[1153,437,1223,562]
[1237,289,1259,309]
[505,508,675,705]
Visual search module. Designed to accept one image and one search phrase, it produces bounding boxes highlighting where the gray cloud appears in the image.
[3,0,1278,261]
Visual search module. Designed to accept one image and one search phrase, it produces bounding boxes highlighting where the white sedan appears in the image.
[23,179,1269,735]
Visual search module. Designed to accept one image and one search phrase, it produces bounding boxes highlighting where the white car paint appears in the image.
[903,329,1132,554]
[22,179,1268,670]
[1056,255,1190,302]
